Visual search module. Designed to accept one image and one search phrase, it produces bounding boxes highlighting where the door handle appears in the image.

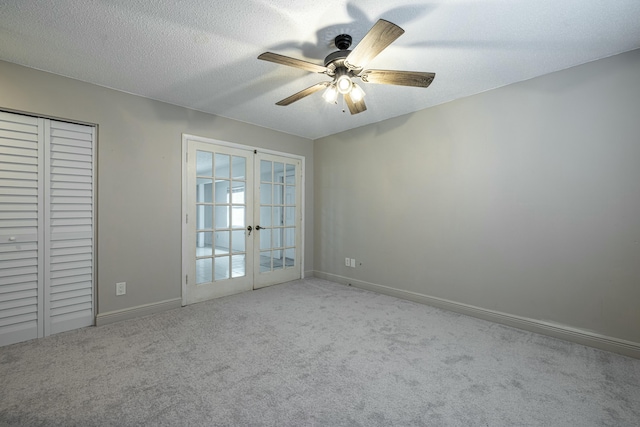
[255,225,265,230]
[247,225,252,236]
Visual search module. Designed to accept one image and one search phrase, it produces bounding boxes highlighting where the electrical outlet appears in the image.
[345,257,350,267]
[350,258,356,268]
[116,282,126,296]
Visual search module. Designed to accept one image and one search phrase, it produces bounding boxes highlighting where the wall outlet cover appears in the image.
[116,282,126,296]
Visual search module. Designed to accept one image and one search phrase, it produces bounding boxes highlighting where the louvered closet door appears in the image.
[0,112,44,346]
[45,120,94,335]
[0,111,94,347]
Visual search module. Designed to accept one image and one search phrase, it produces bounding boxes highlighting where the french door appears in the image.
[183,136,302,305]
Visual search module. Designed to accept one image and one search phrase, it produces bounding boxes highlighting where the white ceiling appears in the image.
[1,0,640,139]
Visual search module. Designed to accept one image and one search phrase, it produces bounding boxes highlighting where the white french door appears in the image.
[253,153,302,289]
[184,141,254,304]
[0,111,95,347]
[183,136,303,304]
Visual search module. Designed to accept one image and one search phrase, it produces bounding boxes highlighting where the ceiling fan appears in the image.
[258,19,435,115]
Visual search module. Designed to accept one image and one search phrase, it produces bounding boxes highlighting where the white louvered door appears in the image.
[45,120,94,335]
[0,112,44,345]
[0,111,94,347]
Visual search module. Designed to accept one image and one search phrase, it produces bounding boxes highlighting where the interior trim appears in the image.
[95,298,182,327]
[313,271,640,359]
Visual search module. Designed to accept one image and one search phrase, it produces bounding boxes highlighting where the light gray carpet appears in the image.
[1,278,639,426]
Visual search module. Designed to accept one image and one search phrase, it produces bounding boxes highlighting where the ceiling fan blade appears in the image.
[258,52,329,74]
[345,19,405,71]
[275,82,329,106]
[360,70,435,88]
[344,92,367,115]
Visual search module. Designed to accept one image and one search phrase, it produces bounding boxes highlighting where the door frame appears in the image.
[180,134,305,306]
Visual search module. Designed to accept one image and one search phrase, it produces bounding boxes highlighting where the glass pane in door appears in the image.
[274,162,284,182]
[260,251,271,273]
[196,205,213,230]
[285,248,295,267]
[285,164,295,184]
[215,154,230,178]
[214,206,230,229]
[214,231,229,254]
[231,230,245,252]
[273,184,284,205]
[232,254,246,278]
[197,152,213,177]
[196,232,213,256]
[273,249,284,270]
[215,256,230,280]
[232,156,246,180]
[260,160,272,182]
[196,258,212,284]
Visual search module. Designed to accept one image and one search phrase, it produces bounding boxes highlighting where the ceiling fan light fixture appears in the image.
[322,84,338,103]
[335,70,353,95]
[350,83,365,102]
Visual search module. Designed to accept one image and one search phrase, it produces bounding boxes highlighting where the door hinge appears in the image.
[186,274,188,285]
[186,151,188,162]
[186,214,188,223]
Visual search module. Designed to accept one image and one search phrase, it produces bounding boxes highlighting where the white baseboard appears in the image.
[312,271,640,359]
[95,298,183,327]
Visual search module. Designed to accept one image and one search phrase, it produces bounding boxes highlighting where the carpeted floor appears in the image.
[1,278,639,426]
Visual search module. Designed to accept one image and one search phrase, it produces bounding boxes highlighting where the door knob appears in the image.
[255,225,265,230]
[247,225,252,236]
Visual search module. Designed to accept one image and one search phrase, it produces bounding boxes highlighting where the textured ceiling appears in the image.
[1,0,640,139]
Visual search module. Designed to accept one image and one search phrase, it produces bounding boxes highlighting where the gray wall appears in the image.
[0,60,314,316]
[314,49,640,345]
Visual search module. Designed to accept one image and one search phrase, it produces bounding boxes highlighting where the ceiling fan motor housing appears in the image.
[324,50,351,68]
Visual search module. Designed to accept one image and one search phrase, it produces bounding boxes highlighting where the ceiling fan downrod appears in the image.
[334,34,352,50]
